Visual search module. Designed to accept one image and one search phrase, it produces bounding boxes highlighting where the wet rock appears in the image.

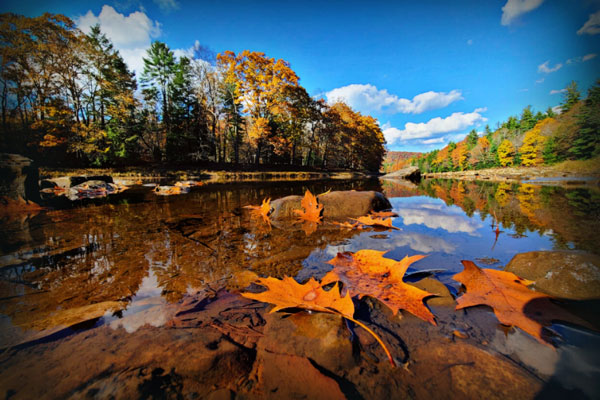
[66,180,121,200]
[505,251,600,300]
[409,277,455,307]
[270,190,391,220]
[254,351,346,400]
[409,342,542,399]
[382,166,421,181]
[41,175,113,190]
[259,312,355,372]
[0,153,40,203]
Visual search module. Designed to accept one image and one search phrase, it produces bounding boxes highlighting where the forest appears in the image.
[385,80,600,173]
[0,13,386,171]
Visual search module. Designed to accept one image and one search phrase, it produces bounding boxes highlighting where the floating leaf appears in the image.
[331,221,362,230]
[352,215,400,230]
[244,198,272,224]
[242,276,396,366]
[323,250,436,324]
[294,190,323,223]
[369,211,398,218]
[453,260,592,345]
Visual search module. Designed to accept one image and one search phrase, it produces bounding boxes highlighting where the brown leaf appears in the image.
[352,215,400,230]
[453,260,592,345]
[293,190,323,223]
[323,250,436,324]
[331,221,362,230]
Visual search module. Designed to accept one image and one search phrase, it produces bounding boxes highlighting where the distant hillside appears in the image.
[410,80,599,173]
[382,151,422,172]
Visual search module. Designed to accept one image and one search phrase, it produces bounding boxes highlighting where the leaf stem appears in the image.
[346,315,396,367]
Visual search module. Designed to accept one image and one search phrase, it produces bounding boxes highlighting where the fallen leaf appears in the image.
[294,190,323,223]
[369,211,398,218]
[175,180,204,187]
[244,198,272,224]
[323,250,436,324]
[453,260,592,345]
[242,276,396,365]
[331,221,362,230]
[352,215,400,230]
[154,185,188,196]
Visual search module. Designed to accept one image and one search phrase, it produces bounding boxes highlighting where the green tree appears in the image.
[571,79,600,159]
[466,129,478,150]
[520,105,536,132]
[546,106,555,118]
[141,41,176,159]
[561,81,580,113]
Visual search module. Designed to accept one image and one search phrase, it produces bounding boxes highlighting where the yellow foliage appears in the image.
[520,122,547,166]
[498,140,515,167]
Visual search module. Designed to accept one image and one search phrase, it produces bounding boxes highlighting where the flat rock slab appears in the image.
[270,190,391,220]
[506,251,600,300]
[382,166,420,180]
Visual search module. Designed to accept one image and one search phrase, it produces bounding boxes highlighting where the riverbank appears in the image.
[40,167,372,183]
[423,158,600,186]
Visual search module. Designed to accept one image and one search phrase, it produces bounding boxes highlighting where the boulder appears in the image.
[505,251,600,300]
[270,190,391,220]
[41,175,113,189]
[382,166,420,181]
[0,153,40,203]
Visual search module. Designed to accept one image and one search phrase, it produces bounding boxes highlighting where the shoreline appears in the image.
[39,167,374,183]
[423,165,600,186]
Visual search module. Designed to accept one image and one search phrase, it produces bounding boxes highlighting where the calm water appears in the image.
[1,178,599,399]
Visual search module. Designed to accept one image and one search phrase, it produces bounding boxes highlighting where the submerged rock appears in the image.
[270,190,391,220]
[505,251,600,300]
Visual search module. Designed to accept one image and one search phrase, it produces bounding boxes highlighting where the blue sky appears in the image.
[3,0,599,151]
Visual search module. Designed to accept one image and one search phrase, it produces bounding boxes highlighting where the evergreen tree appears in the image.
[571,79,600,159]
[561,81,580,112]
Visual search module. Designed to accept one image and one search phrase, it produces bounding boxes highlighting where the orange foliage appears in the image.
[293,190,323,223]
[323,250,436,324]
[454,260,587,345]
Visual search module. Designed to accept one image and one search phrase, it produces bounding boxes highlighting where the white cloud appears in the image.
[501,0,545,26]
[538,60,563,74]
[577,11,600,35]
[536,77,545,84]
[75,5,161,76]
[383,108,487,144]
[567,53,597,64]
[396,203,482,236]
[550,88,567,95]
[154,0,179,12]
[552,105,563,114]
[325,84,463,115]
[421,137,446,145]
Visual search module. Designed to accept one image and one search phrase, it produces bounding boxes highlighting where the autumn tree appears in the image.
[216,50,299,164]
[519,124,546,166]
[497,139,515,166]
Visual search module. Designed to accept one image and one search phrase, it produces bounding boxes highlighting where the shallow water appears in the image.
[1,178,599,399]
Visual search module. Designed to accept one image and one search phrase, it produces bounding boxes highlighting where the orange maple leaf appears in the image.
[331,221,362,230]
[352,215,400,230]
[242,276,396,366]
[369,211,398,218]
[453,260,592,345]
[323,250,436,324]
[244,198,272,223]
[294,190,323,223]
